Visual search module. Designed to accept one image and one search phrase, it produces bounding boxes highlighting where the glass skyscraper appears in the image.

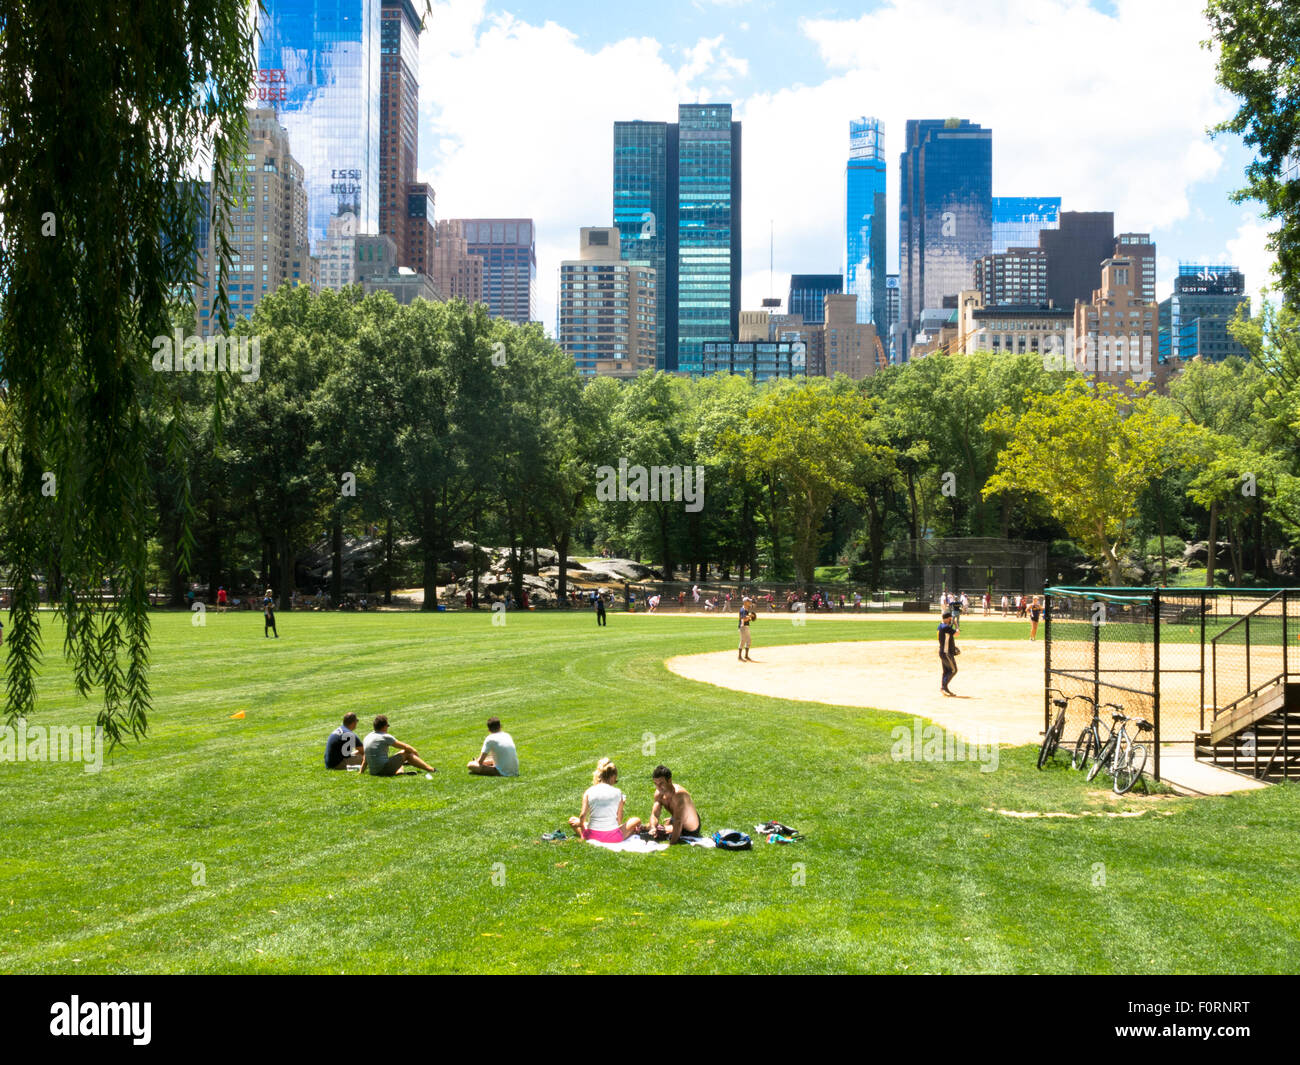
[898,118,992,358]
[257,0,382,251]
[788,274,842,325]
[845,117,887,326]
[613,104,740,374]
[991,196,1060,253]
[614,121,678,370]
[676,104,741,375]
[1158,265,1250,362]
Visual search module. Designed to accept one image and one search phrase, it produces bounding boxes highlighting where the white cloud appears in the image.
[415,0,1258,334]
[1223,213,1278,301]
[418,7,748,331]
[771,0,1235,301]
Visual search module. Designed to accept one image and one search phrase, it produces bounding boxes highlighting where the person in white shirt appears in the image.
[569,758,641,843]
[468,716,519,777]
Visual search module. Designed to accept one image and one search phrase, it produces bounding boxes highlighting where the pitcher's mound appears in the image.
[664,640,1046,745]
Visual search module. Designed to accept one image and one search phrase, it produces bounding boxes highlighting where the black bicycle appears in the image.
[1037,688,1069,769]
[1071,696,1111,772]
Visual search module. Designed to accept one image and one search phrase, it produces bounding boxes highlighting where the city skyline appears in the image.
[411,0,1277,339]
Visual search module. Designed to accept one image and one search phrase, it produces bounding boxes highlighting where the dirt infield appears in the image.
[665,640,1049,745]
[664,638,1268,794]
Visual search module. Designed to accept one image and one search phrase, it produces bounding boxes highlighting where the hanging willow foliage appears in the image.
[0,0,260,742]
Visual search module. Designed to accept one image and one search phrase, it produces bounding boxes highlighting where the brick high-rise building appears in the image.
[403,182,436,276]
[1115,232,1157,304]
[194,108,317,332]
[1073,255,1169,391]
[379,0,422,266]
[428,219,484,306]
[559,227,656,377]
[823,293,883,379]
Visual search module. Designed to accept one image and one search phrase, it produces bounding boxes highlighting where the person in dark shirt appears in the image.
[264,599,279,638]
[596,592,607,627]
[938,610,959,696]
[324,712,363,769]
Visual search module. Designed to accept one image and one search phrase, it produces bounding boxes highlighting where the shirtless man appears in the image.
[646,765,702,843]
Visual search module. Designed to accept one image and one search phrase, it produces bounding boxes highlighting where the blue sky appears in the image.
[415,0,1278,333]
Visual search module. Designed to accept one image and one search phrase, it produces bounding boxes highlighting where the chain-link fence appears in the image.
[445,581,920,613]
[879,538,1049,600]
[1045,586,1299,781]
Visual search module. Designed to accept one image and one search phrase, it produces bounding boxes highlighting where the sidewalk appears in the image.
[1156,746,1269,796]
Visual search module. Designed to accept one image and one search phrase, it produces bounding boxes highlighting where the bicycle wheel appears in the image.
[1071,730,1094,771]
[1114,743,1147,795]
[1087,736,1115,782]
[1037,711,1064,769]
[1045,711,1065,759]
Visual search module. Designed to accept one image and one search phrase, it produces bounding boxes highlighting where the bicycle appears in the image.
[1086,709,1153,794]
[1037,688,1069,769]
[1071,696,1111,772]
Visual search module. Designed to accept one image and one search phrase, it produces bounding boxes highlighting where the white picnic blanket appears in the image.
[584,834,715,852]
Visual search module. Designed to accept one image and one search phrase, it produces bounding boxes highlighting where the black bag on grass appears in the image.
[712,829,752,850]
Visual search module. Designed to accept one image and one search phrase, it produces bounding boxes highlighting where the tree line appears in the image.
[90,284,1300,612]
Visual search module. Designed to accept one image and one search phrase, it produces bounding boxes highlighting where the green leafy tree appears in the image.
[0,0,258,736]
[726,380,885,588]
[1206,0,1299,304]
[984,380,1196,585]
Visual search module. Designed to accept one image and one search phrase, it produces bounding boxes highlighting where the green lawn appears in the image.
[1,609,1297,974]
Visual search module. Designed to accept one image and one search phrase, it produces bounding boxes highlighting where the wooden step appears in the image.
[1209,682,1297,745]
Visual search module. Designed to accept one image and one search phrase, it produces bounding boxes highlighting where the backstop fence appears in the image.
[1044,586,1298,781]
[879,538,1049,601]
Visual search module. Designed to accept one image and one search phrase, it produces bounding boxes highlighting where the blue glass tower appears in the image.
[614,105,740,373]
[257,0,382,251]
[676,104,741,375]
[614,121,678,370]
[845,117,887,326]
[788,274,842,325]
[898,118,992,358]
[992,196,1061,253]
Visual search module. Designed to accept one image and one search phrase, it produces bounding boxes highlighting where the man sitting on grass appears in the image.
[646,765,703,843]
[324,712,364,770]
[360,714,437,777]
[467,716,518,777]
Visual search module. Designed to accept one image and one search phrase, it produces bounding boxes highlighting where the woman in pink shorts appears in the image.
[570,758,641,843]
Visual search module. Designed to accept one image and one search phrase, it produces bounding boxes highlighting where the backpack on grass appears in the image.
[712,829,752,850]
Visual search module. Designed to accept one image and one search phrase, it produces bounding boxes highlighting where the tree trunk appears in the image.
[420,497,438,610]
[205,504,223,602]
[1206,501,1219,588]
[657,506,673,581]
[1106,545,1122,586]
[866,492,886,591]
[509,538,523,605]
[330,510,344,602]
[383,515,394,605]
[765,476,783,578]
[421,541,438,611]
[471,535,481,607]
[277,530,292,611]
[556,527,570,606]
[1158,505,1167,586]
